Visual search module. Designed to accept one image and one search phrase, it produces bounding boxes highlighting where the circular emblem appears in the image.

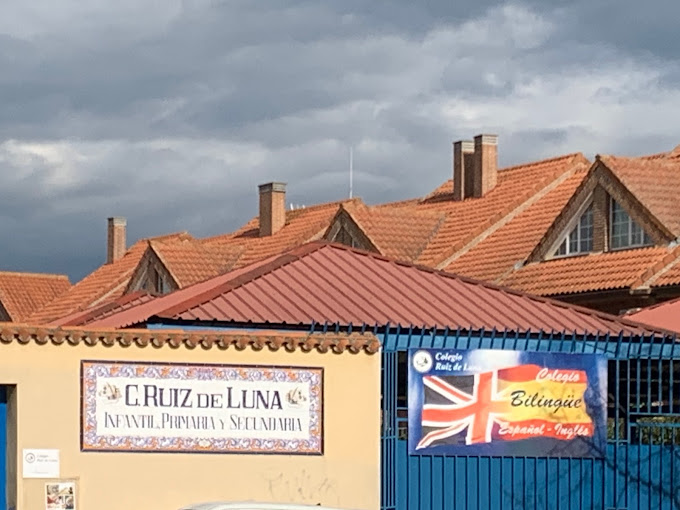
[412,350,433,373]
[25,453,35,463]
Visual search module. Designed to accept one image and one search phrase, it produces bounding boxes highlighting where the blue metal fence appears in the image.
[155,319,680,509]
[379,325,680,510]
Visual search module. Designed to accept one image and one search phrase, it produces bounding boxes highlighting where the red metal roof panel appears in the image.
[83,242,667,337]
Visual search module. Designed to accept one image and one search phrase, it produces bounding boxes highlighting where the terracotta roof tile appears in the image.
[27,200,358,324]
[0,272,71,321]
[414,154,587,267]
[26,233,192,324]
[600,152,680,236]
[444,164,590,281]
[0,323,380,354]
[25,242,150,324]
[204,199,360,269]
[500,246,672,296]
[341,202,445,262]
[151,241,243,287]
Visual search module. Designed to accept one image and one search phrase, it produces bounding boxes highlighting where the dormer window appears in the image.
[555,204,594,256]
[610,200,652,249]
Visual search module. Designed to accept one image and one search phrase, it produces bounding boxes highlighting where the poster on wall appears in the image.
[45,482,76,510]
[408,348,607,457]
[81,360,323,455]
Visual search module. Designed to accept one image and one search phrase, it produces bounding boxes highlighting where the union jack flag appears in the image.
[417,371,509,449]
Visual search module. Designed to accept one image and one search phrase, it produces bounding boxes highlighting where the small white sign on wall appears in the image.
[23,449,60,479]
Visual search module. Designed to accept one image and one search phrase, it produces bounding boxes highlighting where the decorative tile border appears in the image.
[81,360,323,455]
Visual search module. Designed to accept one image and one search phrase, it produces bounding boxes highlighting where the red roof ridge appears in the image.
[498,152,586,174]
[200,198,363,245]
[435,158,588,270]
[421,153,586,205]
[0,271,70,281]
[0,323,380,354]
[145,231,193,243]
[633,244,680,289]
[52,291,157,327]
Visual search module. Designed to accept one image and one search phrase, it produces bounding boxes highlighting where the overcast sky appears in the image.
[1,0,679,282]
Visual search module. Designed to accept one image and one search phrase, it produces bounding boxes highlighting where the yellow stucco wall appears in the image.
[0,337,380,510]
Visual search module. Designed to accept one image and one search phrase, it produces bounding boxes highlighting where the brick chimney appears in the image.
[472,134,498,198]
[107,217,127,264]
[258,182,287,236]
[453,140,474,201]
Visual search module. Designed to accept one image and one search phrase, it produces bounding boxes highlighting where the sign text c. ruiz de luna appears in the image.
[81,361,323,454]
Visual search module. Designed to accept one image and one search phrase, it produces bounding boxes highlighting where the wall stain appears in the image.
[264,468,340,506]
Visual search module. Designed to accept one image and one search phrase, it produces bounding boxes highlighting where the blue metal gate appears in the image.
[380,327,680,510]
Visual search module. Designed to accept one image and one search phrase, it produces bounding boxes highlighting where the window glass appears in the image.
[553,204,594,257]
[610,200,653,249]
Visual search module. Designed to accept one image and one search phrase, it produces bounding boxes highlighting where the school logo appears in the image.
[412,350,433,373]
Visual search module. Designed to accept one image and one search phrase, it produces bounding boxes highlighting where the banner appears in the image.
[408,348,607,457]
[81,360,323,455]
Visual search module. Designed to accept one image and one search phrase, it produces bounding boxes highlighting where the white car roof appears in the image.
[179,502,360,510]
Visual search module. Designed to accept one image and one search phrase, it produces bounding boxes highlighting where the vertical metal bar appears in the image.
[440,326,449,350]
[637,419,641,510]
[558,330,566,353]
[612,357,619,508]
[625,350,631,509]
[671,337,676,414]
[648,422,652,510]
[672,427,676,510]
[465,455,469,510]
[660,425,664,510]
[477,455,481,510]
[555,458,560,510]
[659,333,666,415]
[417,326,426,349]
[648,336,653,412]
[637,354,642,412]
[499,456,504,510]
[525,329,532,352]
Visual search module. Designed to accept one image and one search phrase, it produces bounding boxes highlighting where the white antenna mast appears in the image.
[349,146,354,199]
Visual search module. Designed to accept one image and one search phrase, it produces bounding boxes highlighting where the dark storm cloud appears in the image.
[0,0,679,281]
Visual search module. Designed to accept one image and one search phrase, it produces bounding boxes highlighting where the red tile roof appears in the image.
[26,233,191,324]
[337,202,445,261]
[599,153,680,236]
[444,162,590,281]
[150,240,242,287]
[500,246,674,296]
[84,242,662,336]
[0,271,71,321]
[0,323,380,354]
[414,154,588,267]
[204,199,359,269]
[24,141,680,324]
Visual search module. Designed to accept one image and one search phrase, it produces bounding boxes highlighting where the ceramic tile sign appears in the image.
[23,449,60,479]
[80,360,323,454]
[408,348,608,457]
[45,481,76,510]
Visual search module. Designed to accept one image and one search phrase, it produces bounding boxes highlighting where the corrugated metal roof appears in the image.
[626,297,680,334]
[85,242,667,336]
